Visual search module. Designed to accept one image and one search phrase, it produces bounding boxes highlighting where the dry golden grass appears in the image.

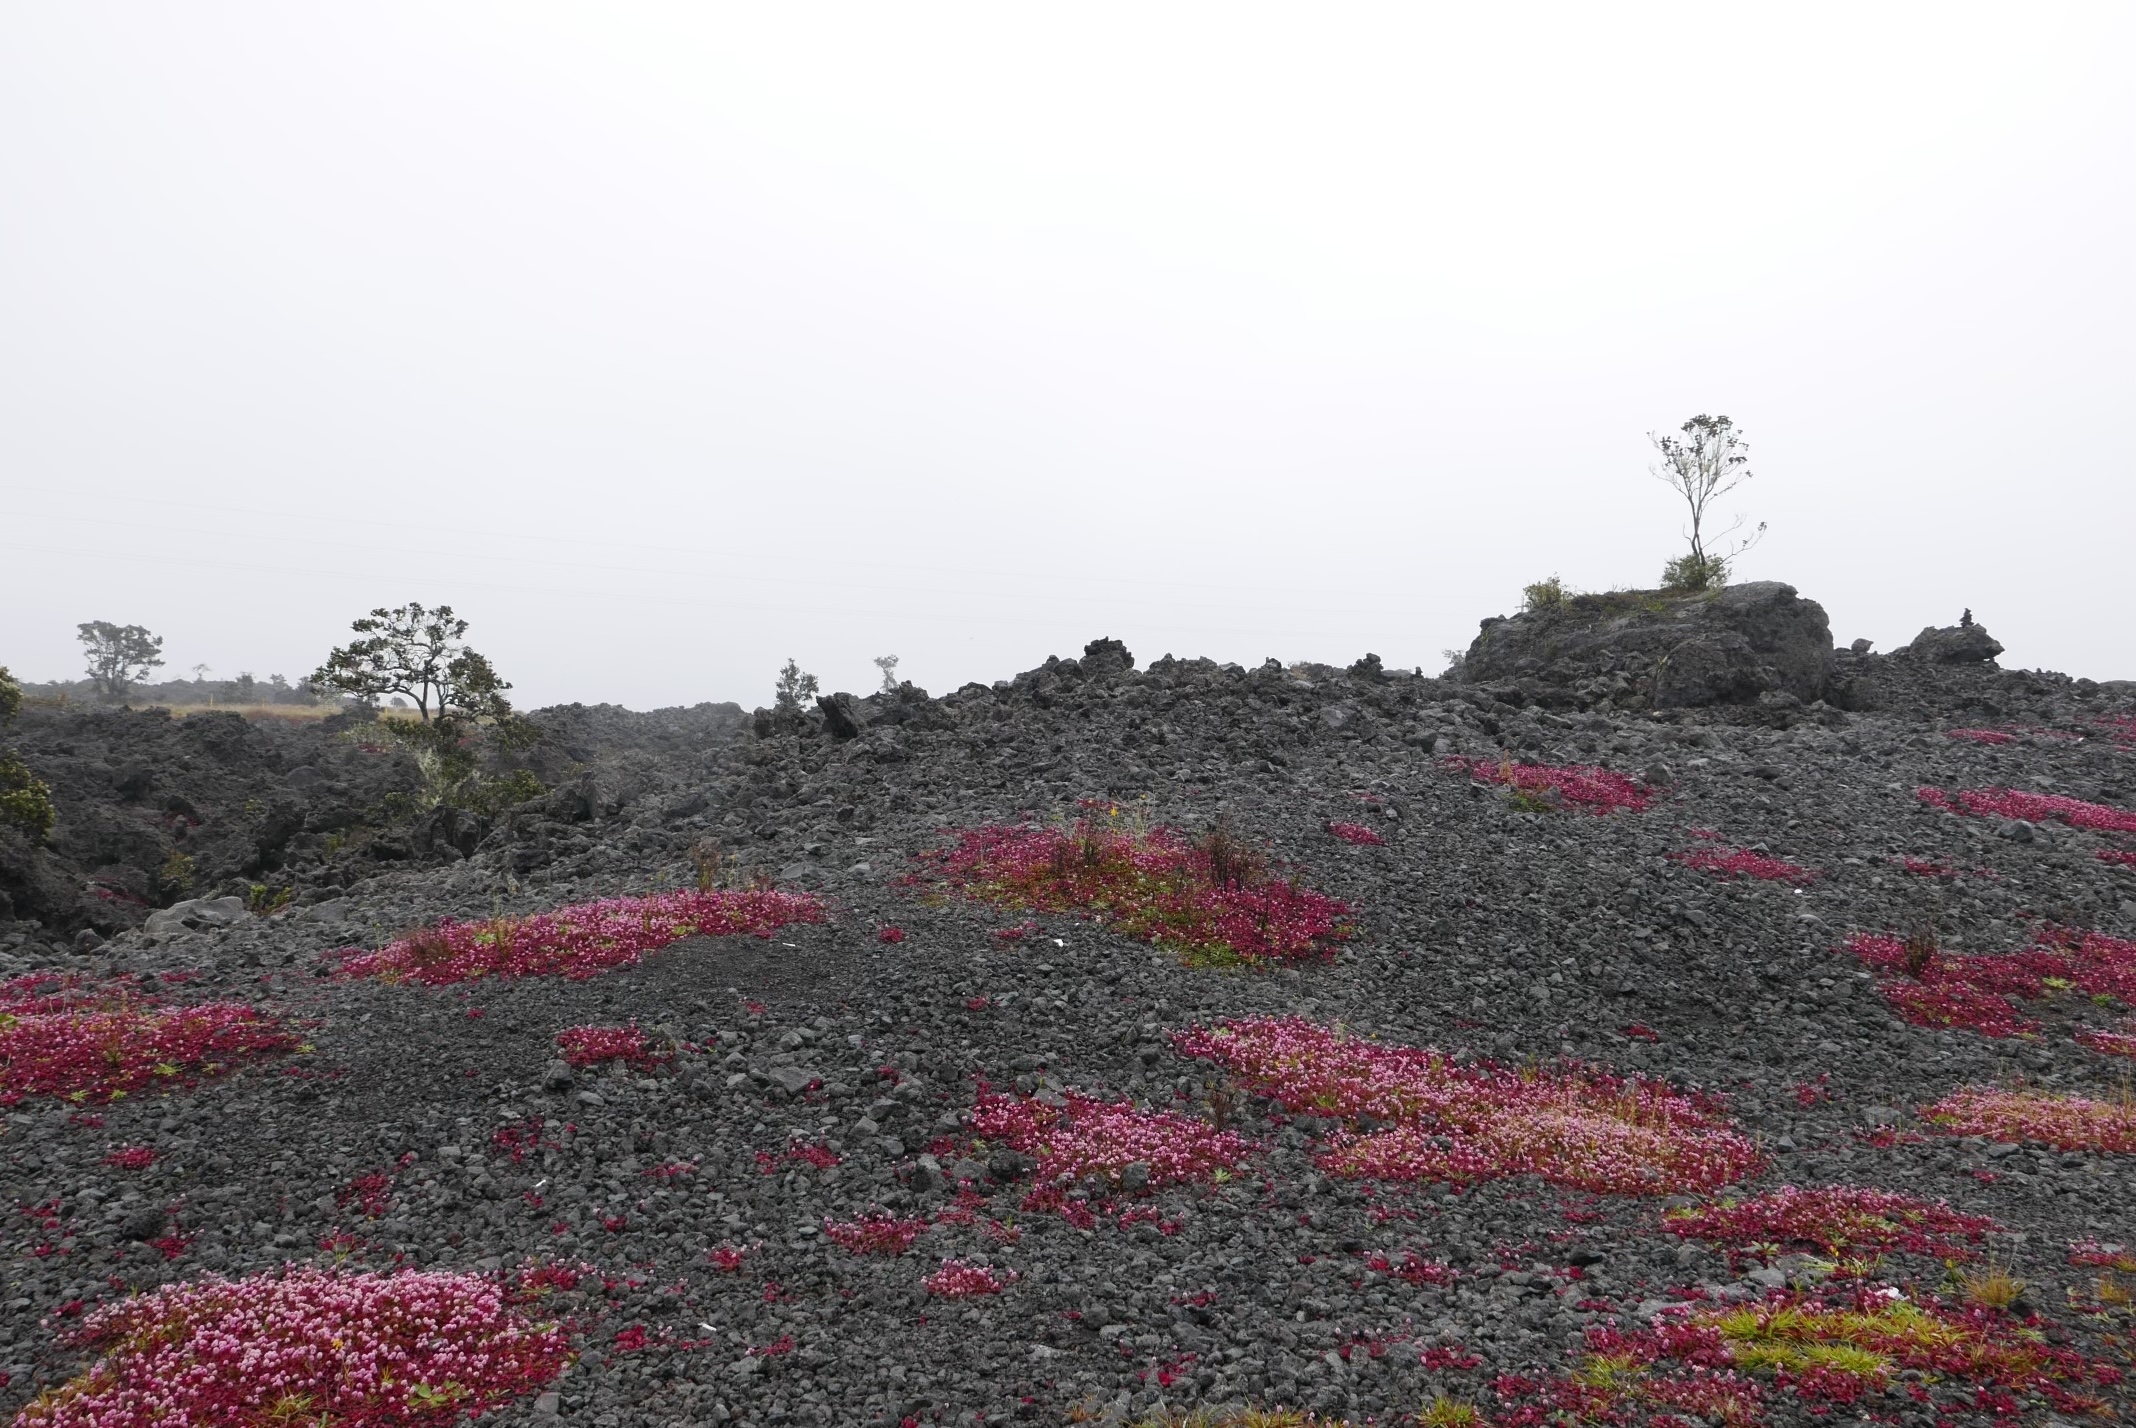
[157,703,344,723]
[1957,1259,2027,1311]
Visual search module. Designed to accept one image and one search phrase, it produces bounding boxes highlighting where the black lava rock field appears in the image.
[4,626,2136,1428]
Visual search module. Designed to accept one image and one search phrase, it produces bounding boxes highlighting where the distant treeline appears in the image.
[24,673,346,709]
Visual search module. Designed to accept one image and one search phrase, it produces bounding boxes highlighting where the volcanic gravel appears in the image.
[3,640,2136,1427]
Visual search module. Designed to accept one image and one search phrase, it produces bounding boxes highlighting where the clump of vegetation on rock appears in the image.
[0,665,56,842]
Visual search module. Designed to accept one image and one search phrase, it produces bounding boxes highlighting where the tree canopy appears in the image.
[312,603,513,725]
[76,622,165,700]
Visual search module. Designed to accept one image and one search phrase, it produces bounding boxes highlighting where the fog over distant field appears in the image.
[2,5,2132,707]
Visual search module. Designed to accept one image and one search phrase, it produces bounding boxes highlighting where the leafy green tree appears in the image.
[773,659,820,715]
[313,604,535,808]
[0,665,19,727]
[77,621,165,700]
[1649,415,1765,591]
[312,603,513,722]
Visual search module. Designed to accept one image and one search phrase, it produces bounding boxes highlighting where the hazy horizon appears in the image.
[6,5,2134,708]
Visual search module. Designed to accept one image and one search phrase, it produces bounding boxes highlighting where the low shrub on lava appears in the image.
[1945,727,2019,745]
[968,1087,1254,1190]
[1843,927,2136,1041]
[0,973,297,1108]
[1918,785,2136,834]
[2076,1021,2136,1058]
[1661,1185,1998,1268]
[1174,1018,1761,1195]
[1666,847,1816,884]
[554,1023,673,1071]
[922,1259,1011,1297]
[910,817,1352,968]
[1326,821,1384,846]
[1441,756,1651,815]
[16,1264,572,1428]
[1493,1287,2119,1427]
[334,887,825,986]
[1922,1086,2136,1154]
[822,1215,928,1256]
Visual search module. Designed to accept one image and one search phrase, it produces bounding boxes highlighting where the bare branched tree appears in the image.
[1649,414,1765,591]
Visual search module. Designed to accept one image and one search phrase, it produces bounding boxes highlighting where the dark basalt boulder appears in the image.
[1460,580,1835,709]
[1895,618,2004,665]
[815,692,866,740]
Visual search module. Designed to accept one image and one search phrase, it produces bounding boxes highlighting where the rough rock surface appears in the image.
[1897,618,2007,665]
[0,698,747,948]
[2,629,2135,1426]
[1460,581,1835,711]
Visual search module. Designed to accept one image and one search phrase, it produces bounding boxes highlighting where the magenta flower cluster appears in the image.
[2076,1022,2136,1058]
[921,1260,1012,1298]
[17,1264,571,1427]
[1174,1018,1761,1195]
[334,888,826,986]
[1666,847,1817,884]
[1662,1184,1998,1267]
[1844,928,2136,1042]
[1440,756,1652,815]
[0,973,296,1108]
[911,820,1353,967]
[1945,727,2020,745]
[822,1215,928,1256]
[968,1087,1253,1190]
[1924,1086,2136,1154]
[554,1024,672,1071]
[1918,785,2136,835]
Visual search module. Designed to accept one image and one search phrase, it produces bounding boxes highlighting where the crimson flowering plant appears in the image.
[16,1264,573,1428]
[1666,847,1816,884]
[554,1024,673,1071]
[491,1116,565,1165]
[2076,1021,2136,1058]
[1360,1249,1456,1286]
[1843,927,2136,1041]
[1174,1018,1762,1196]
[0,972,297,1108]
[334,887,825,986]
[786,1142,840,1171]
[921,1260,1011,1297]
[1918,785,2136,835]
[1661,1185,1998,1269]
[909,817,1352,968]
[822,1214,928,1256]
[1493,1285,2119,1427]
[1922,1085,2136,1154]
[968,1087,1254,1190]
[1441,755,1652,815]
[2068,1238,2136,1272]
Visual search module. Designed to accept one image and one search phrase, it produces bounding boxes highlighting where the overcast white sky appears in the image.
[4,4,2132,709]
